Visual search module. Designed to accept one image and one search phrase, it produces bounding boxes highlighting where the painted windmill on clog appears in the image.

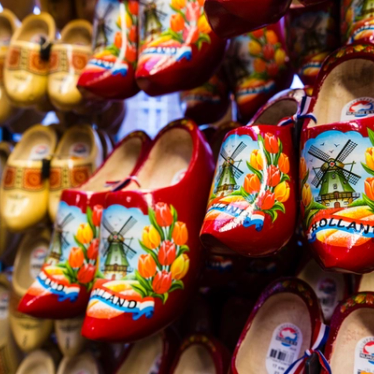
[309,140,361,208]
[102,216,137,280]
[94,2,114,50]
[215,142,247,196]
[142,1,166,43]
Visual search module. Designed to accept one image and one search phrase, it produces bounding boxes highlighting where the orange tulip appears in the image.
[170,13,185,32]
[266,30,278,44]
[172,222,188,246]
[155,202,173,227]
[253,58,266,73]
[142,225,161,249]
[138,254,157,278]
[170,254,190,280]
[365,177,374,200]
[68,247,84,268]
[257,190,275,210]
[264,133,279,154]
[76,223,93,244]
[158,241,177,266]
[266,165,281,187]
[299,157,307,180]
[152,271,172,294]
[366,148,374,170]
[302,183,312,207]
[278,153,290,174]
[250,149,265,170]
[114,31,122,48]
[244,174,261,194]
[77,264,96,284]
[92,205,103,227]
[171,0,186,10]
[274,181,290,203]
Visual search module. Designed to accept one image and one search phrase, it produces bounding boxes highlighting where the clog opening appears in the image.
[18,18,50,42]
[330,308,374,373]
[313,59,374,126]
[117,333,163,374]
[253,99,298,126]
[57,353,98,374]
[55,126,94,159]
[61,24,91,46]
[234,293,312,374]
[17,351,55,374]
[173,344,216,374]
[0,16,13,43]
[358,271,374,292]
[125,128,193,190]
[81,136,143,191]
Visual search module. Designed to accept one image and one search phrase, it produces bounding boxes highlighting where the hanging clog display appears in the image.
[135,0,226,96]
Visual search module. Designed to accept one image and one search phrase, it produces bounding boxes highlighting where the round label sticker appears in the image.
[29,144,50,160]
[354,337,374,374]
[341,97,374,121]
[0,290,9,320]
[69,143,89,158]
[266,323,303,374]
[30,246,48,279]
[316,277,338,321]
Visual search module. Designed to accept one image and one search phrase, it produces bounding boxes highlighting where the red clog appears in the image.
[223,22,294,124]
[115,328,179,374]
[300,44,374,274]
[204,0,291,39]
[135,0,226,96]
[285,1,340,86]
[322,292,374,373]
[170,334,231,374]
[77,0,139,100]
[82,119,215,342]
[231,278,327,374]
[17,131,151,319]
[199,89,310,256]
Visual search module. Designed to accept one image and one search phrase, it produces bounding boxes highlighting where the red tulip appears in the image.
[263,44,275,60]
[125,45,137,63]
[138,254,157,278]
[129,25,138,43]
[257,190,275,210]
[92,205,103,227]
[243,174,261,194]
[152,271,172,294]
[87,238,99,260]
[68,247,84,269]
[155,202,173,227]
[77,264,96,284]
[264,133,279,154]
[267,62,279,78]
[186,2,200,22]
[266,165,281,187]
[158,241,176,266]
[128,0,139,15]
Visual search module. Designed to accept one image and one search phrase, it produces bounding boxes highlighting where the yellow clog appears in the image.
[16,350,55,374]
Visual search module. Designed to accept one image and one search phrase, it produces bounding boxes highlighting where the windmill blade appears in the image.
[335,140,358,163]
[216,167,224,182]
[308,145,330,163]
[231,163,244,178]
[119,216,137,236]
[336,166,361,185]
[311,168,326,187]
[102,217,115,234]
[103,3,114,17]
[61,234,69,247]
[123,243,137,259]
[230,142,247,160]
[220,148,229,161]
[60,213,74,228]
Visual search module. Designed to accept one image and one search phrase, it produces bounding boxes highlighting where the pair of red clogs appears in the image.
[18,119,215,342]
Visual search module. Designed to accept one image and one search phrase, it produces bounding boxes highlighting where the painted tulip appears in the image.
[278,153,290,174]
[125,45,137,63]
[197,14,211,34]
[300,157,307,180]
[68,247,84,269]
[252,29,264,39]
[248,40,262,55]
[170,254,190,280]
[152,271,172,294]
[197,0,204,5]
[184,26,199,44]
[366,148,374,170]
[263,44,275,60]
[77,264,96,284]
[158,240,176,266]
[250,149,265,170]
[87,238,99,260]
[155,202,173,227]
[302,183,312,207]
[76,223,93,245]
[171,0,186,10]
[266,30,278,45]
[170,13,185,32]
[138,254,157,278]
[125,11,132,28]
[114,31,122,48]
[266,165,281,187]
[186,2,200,22]
[244,174,261,194]
[365,177,374,200]
[142,225,161,249]
[172,221,188,246]
[129,25,138,43]
[257,190,275,210]
[128,0,139,15]
[274,181,290,203]
[275,48,286,66]
[254,58,266,73]
[92,205,103,227]
[264,133,279,154]
[267,62,279,78]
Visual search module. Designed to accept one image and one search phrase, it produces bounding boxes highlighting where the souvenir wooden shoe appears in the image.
[285,1,339,86]
[170,334,230,374]
[57,352,101,374]
[77,0,139,101]
[204,0,292,39]
[49,124,104,222]
[55,317,86,357]
[82,119,215,342]
[48,20,93,112]
[135,0,226,96]
[16,350,56,374]
[18,131,151,319]
[199,90,306,257]
[40,0,76,30]
[297,257,350,322]
[10,227,53,352]
[231,278,328,374]
[322,292,374,373]
[300,44,374,274]
[224,22,293,124]
[115,329,179,373]
[4,12,56,107]
[1,124,57,232]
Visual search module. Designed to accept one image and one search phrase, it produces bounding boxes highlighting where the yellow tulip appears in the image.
[302,183,312,207]
[366,147,374,170]
[171,0,186,10]
[76,223,93,244]
[142,225,161,249]
[274,181,290,203]
[170,254,190,280]
[248,40,262,55]
[197,14,211,34]
[250,149,264,170]
[275,48,286,66]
